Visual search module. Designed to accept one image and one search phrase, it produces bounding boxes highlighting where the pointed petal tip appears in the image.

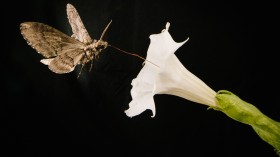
[165,22,170,31]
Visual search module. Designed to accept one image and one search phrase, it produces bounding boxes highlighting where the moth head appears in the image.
[96,41,108,50]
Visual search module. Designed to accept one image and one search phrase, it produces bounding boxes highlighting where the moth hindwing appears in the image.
[20,3,112,75]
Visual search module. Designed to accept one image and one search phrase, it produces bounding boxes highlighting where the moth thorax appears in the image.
[85,51,94,59]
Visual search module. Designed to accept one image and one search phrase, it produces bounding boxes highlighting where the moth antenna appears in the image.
[100,20,112,41]
[77,64,85,78]
[108,44,159,68]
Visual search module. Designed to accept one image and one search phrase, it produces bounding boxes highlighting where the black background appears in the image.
[7,0,280,156]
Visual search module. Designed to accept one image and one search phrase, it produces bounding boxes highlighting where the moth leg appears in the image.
[77,63,85,78]
[84,51,90,60]
[87,51,94,72]
[89,60,93,72]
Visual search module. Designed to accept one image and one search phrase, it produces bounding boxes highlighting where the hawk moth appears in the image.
[20,3,112,75]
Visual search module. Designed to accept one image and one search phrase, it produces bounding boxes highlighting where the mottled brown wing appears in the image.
[66,3,92,44]
[46,49,85,74]
[20,22,84,58]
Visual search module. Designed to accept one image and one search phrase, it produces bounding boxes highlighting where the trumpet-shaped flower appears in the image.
[124,22,280,156]
[125,22,218,118]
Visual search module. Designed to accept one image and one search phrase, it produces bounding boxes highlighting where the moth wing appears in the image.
[40,58,54,65]
[20,22,84,58]
[66,3,92,44]
[45,49,85,74]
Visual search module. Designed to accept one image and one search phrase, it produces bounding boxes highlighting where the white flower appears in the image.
[125,22,218,118]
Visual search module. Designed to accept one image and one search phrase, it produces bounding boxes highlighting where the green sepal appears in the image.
[215,90,280,155]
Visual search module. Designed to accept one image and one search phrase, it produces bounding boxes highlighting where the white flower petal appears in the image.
[146,22,188,67]
[125,90,156,118]
[125,22,217,118]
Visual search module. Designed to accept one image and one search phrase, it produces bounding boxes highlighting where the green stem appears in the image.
[214,90,280,156]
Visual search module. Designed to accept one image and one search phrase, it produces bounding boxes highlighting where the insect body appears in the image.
[20,3,112,75]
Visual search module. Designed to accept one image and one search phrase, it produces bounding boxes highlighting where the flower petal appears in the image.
[125,22,216,118]
[146,22,188,67]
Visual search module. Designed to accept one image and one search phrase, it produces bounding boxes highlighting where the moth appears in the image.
[20,3,112,76]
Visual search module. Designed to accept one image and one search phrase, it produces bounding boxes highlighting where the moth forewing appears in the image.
[20,22,84,58]
[20,22,86,74]
[66,3,92,44]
